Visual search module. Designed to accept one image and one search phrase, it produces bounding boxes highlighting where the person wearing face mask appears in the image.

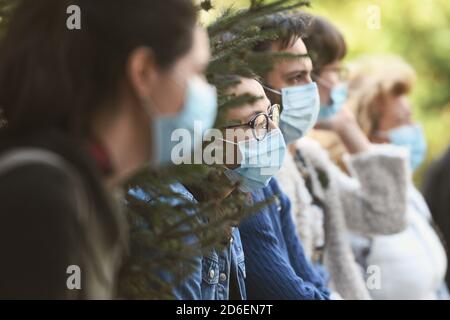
[127,76,286,300]
[342,54,448,300]
[422,146,450,289]
[0,0,214,299]
[127,36,249,301]
[127,76,329,300]
[128,178,248,301]
[252,13,411,300]
[225,77,330,300]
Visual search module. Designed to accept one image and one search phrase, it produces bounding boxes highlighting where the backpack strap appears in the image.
[0,148,71,174]
[0,147,89,222]
[0,147,118,297]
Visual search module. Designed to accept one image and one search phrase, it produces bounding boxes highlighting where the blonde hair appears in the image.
[311,54,416,169]
[348,54,416,136]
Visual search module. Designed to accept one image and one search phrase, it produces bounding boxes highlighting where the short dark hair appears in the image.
[302,15,347,73]
[253,12,312,52]
[0,0,197,138]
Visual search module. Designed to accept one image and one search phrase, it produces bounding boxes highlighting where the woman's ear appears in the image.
[127,47,158,102]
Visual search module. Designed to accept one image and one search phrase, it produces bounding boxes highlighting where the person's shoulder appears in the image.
[267,178,289,205]
[0,158,80,195]
[0,145,82,180]
[244,181,283,225]
[0,158,86,231]
[5,146,92,202]
[247,178,278,200]
[268,177,281,192]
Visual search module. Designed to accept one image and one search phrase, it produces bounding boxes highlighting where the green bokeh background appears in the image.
[200,0,450,185]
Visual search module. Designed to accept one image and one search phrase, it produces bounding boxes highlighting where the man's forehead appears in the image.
[272,36,308,55]
[227,78,268,109]
[271,37,311,70]
[278,55,312,73]
[227,98,267,121]
[229,78,266,98]
[285,37,308,55]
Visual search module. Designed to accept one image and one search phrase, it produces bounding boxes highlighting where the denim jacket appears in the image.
[201,228,246,300]
[128,183,246,300]
[239,178,330,300]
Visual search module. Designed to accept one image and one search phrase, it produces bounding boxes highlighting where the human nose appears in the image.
[400,98,413,124]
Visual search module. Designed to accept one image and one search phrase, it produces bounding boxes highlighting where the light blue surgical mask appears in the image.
[318,83,348,121]
[263,82,320,144]
[387,124,427,171]
[223,128,286,192]
[153,76,218,165]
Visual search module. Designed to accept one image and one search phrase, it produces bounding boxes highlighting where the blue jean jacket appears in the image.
[128,183,247,300]
[239,178,330,300]
[201,228,246,300]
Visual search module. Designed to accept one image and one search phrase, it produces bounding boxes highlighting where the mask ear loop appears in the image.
[261,84,282,96]
[142,69,185,116]
[218,137,238,145]
[215,137,243,169]
[255,79,282,96]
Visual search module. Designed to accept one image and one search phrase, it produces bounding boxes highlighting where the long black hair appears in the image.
[0,0,197,138]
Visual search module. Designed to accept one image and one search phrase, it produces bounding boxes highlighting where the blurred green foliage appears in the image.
[202,0,450,184]
[303,0,450,184]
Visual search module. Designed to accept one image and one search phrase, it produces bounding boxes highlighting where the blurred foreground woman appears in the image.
[0,0,209,299]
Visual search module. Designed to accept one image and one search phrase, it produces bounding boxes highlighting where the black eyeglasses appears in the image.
[268,103,281,126]
[222,104,281,141]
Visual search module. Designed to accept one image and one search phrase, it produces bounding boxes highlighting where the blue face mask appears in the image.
[318,84,348,121]
[264,82,320,145]
[153,76,218,165]
[223,128,286,192]
[387,124,427,171]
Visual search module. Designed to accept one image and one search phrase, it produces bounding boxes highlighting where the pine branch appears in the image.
[119,0,311,299]
[208,0,310,35]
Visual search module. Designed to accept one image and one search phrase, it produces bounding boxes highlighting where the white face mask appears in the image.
[151,76,218,166]
[315,77,348,121]
[222,128,287,193]
[263,82,320,144]
[383,124,427,171]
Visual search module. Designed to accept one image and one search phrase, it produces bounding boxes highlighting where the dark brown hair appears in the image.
[302,15,347,73]
[0,0,197,139]
[253,12,312,52]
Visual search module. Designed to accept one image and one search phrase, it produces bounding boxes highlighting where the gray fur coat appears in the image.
[276,137,409,300]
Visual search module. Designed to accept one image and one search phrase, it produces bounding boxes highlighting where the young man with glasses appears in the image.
[210,74,329,300]
[127,78,285,300]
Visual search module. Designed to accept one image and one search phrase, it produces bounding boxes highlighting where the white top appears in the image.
[358,186,448,300]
